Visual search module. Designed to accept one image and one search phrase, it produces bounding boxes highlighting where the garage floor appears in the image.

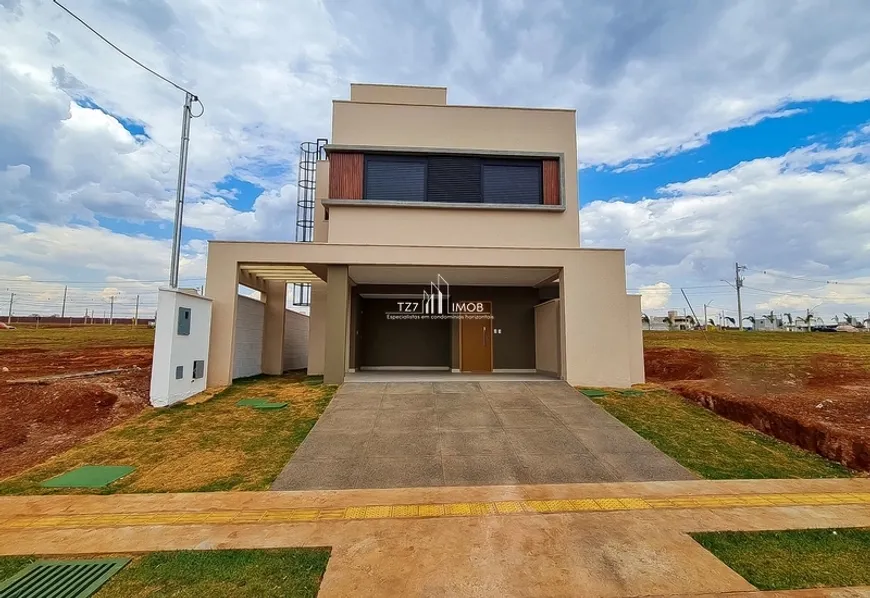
[271,381,695,490]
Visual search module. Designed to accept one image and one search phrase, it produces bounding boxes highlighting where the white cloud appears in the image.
[0,222,205,317]
[582,126,870,320]
[2,0,870,302]
[638,282,672,311]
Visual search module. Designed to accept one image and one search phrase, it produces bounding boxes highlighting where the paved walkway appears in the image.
[272,380,694,490]
[1,479,869,597]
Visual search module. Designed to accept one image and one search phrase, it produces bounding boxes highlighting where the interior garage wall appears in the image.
[283,309,310,372]
[233,295,265,379]
[358,297,451,368]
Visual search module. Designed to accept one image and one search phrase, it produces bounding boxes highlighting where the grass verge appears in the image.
[0,373,335,494]
[0,325,154,349]
[643,330,870,358]
[593,389,853,479]
[692,528,870,590]
[0,548,331,598]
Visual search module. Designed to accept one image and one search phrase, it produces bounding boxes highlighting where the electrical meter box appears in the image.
[177,307,191,335]
[150,288,212,407]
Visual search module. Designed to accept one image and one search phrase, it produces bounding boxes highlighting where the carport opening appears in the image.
[347,268,562,378]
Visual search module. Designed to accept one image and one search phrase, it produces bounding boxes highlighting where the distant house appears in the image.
[646,311,694,331]
[754,316,783,331]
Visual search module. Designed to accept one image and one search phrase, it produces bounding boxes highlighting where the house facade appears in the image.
[204,84,644,388]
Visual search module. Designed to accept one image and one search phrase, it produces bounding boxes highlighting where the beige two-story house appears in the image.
[204,84,644,388]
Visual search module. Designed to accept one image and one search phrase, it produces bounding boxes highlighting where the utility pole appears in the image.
[109,295,115,325]
[735,262,746,331]
[7,292,13,324]
[60,285,68,318]
[704,300,715,330]
[51,0,201,290]
[169,92,195,288]
[134,295,140,327]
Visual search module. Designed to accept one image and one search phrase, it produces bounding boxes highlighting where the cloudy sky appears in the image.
[1,0,869,324]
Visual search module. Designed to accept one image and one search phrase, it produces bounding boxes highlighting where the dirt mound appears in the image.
[805,354,870,388]
[670,381,870,472]
[34,384,119,426]
[0,358,151,478]
[0,345,152,382]
[645,348,718,382]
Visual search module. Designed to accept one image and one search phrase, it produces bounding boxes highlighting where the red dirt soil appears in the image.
[0,346,152,478]
[645,348,870,471]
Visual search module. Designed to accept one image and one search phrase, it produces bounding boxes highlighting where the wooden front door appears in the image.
[460,305,493,372]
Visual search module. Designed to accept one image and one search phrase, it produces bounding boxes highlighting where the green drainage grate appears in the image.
[579,388,608,398]
[41,465,135,488]
[0,558,130,597]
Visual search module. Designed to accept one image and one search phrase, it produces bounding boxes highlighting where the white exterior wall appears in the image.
[626,295,645,385]
[233,295,265,379]
[149,288,212,407]
[534,299,560,377]
[283,309,310,371]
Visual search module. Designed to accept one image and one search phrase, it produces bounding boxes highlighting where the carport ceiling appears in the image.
[348,265,559,287]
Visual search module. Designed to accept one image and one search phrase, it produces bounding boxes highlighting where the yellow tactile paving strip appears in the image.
[1,492,868,530]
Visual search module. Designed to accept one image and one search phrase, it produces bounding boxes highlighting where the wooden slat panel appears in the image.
[542,159,561,206]
[328,153,363,199]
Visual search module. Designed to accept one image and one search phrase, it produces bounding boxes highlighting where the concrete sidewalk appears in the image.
[2,479,870,597]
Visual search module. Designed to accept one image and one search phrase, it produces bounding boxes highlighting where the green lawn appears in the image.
[0,325,154,349]
[0,549,330,598]
[593,390,853,479]
[0,374,335,494]
[692,528,870,590]
[643,330,870,359]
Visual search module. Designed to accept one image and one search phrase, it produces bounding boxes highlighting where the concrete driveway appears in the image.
[272,381,695,490]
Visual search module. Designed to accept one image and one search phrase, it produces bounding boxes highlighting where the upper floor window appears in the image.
[363,153,546,206]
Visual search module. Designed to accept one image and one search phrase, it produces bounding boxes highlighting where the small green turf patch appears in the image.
[236,398,271,407]
[616,389,644,397]
[252,402,288,410]
[41,465,135,488]
[579,388,608,398]
[593,390,852,479]
[0,549,330,598]
[692,528,870,590]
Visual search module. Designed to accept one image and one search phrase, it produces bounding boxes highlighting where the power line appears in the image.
[741,284,869,302]
[52,0,197,98]
[745,267,870,286]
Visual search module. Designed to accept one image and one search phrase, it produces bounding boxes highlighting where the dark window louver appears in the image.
[426,156,482,203]
[364,156,426,202]
[482,161,542,205]
[362,153,544,206]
